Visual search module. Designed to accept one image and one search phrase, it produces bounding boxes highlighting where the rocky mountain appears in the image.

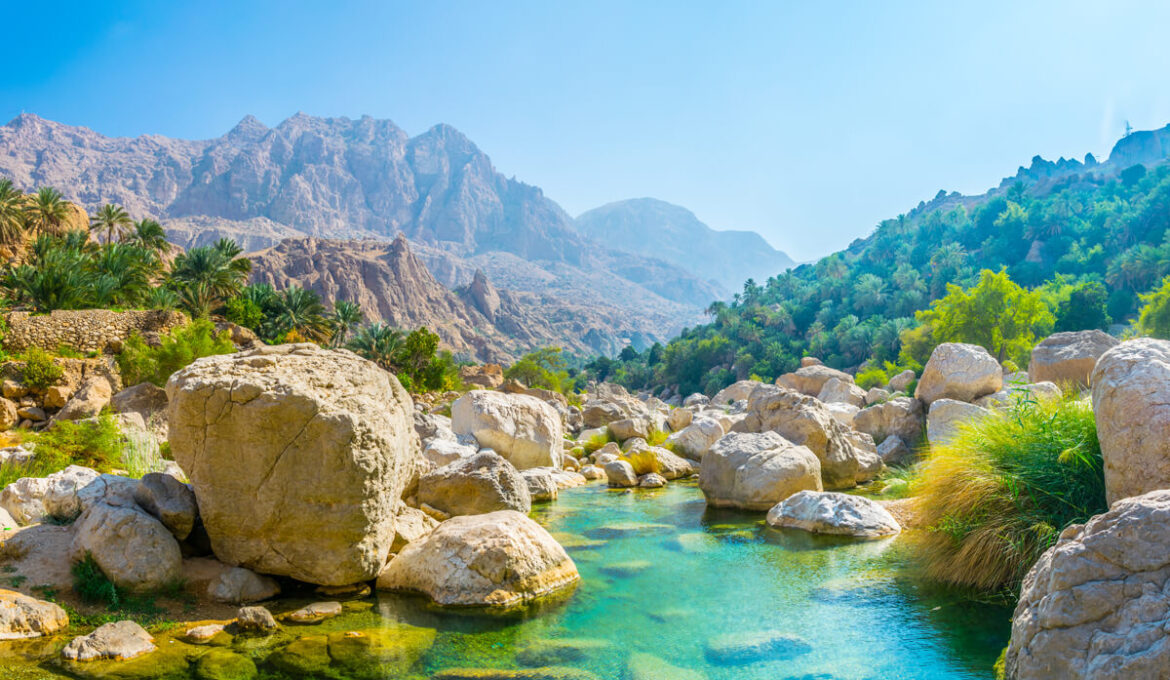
[1000,123,1170,191]
[248,236,669,361]
[575,198,794,292]
[0,112,737,353]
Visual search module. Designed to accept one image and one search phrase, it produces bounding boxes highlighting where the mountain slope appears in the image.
[575,198,795,293]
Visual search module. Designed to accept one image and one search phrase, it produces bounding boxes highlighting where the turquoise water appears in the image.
[4,480,1010,679]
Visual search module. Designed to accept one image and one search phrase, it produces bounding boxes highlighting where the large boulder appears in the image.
[765,490,900,538]
[666,407,692,432]
[664,417,724,461]
[417,451,532,518]
[914,343,1002,405]
[110,382,169,439]
[132,472,197,540]
[817,378,866,407]
[376,510,580,607]
[926,399,991,446]
[0,465,101,525]
[732,385,872,489]
[54,375,113,422]
[421,438,477,467]
[166,343,418,586]
[1005,489,1170,679]
[699,432,822,510]
[70,500,182,593]
[853,396,925,447]
[0,589,68,640]
[1029,330,1118,387]
[62,620,155,661]
[776,365,853,397]
[1092,338,1170,504]
[451,391,563,469]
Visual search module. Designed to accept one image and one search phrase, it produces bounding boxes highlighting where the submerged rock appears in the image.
[516,638,611,666]
[431,669,601,680]
[704,630,811,665]
[62,620,155,661]
[167,343,418,586]
[194,648,257,680]
[285,601,343,624]
[628,652,707,680]
[766,490,901,538]
[376,510,579,607]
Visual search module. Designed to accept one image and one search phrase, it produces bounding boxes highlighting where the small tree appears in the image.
[916,269,1053,365]
[1055,281,1111,332]
[1138,276,1170,339]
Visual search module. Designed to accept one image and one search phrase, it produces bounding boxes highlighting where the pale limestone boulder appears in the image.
[1006,490,1170,679]
[801,357,823,368]
[0,398,17,429]
[0,589,68,640]
[604,460,638,488]
[166,344,417,586]
[666,407,692,432]
[417,451,531,517]
[376,510,579,607]
[665,417,724,461]
[54,375,113,422]
[766,490,901,538]
[1029,330,1118,388]
[865,387,890,405]
[421,438,477,467]
[915,343,1002,405]
[853,397,924,446]
[110,382,169,440]
[132,472,197,540]
[877,435,912,465]
[62,620,155,661]
[976,382,1062,409]
[683,393,710,408]
[817,377,866,407]
[777,364,853,397]
[70,501,182,593]
[451,391,564,469]
[699,432,822,510]
[926,399,991,445]
[639,473,667,488]
[207,567,280,604]
[520,467,559,502]
[887,369,916,393]
[732,385,870,490]
[712,380,763,406]
[581,465,605,481]
[235,606,278,633]
[824,402,859,427]
[642,445,696,480]
[0,465,101,525]
[391,504,438,553]
[855,446,884,484]
[609,417,650,442]
[1091,338,1170,504]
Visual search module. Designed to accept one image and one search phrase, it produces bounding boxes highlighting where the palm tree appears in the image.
[330,300,363,347]
[0,179,25,244]
[272,285,330,342]
[124,219,170,256]
[23,187,69,238]
[91,204,132,244]
[348,322,405,370]
[168,241,250,314]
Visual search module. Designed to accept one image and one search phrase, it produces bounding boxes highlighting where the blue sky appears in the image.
[2,1,1169,261]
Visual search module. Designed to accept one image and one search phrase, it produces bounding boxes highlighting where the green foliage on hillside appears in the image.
[118,318,236,386]
[590,163,1170,395]
[347,324,459,392]
[505,347,573,393]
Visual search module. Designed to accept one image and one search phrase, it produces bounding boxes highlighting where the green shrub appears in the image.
[20,347,63,391]
[581,431,615,455]
[117,318,235,387]
[72,553,119,607]
[28,414,125,475]
[645,429,670,447]
[622,448,659,475]
[913,395,1104,593]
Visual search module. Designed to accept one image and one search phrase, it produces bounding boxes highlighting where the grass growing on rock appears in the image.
[913,394,1105,593]
[0,414,126,488]
[581,431,616,455]
[117,317,235,387]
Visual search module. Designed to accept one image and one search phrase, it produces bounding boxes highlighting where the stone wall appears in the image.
[3,309,188,353]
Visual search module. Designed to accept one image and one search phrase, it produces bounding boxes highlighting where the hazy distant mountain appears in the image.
[576,198,794,294]
[0,112,759,353]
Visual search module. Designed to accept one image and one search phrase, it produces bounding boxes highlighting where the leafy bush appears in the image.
[645,429,670,447]
[622,448,659,475]
[117,318,234,387]
[20,347,63,391]
[348,324,460,392]
[505,347,573,394]
[29,414,126,474]
[581,431,615,455]
[913,395,1105,593]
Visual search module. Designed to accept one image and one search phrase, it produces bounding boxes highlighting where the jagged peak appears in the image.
[226,115,268,143]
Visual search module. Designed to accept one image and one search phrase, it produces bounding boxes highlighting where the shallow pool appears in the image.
[4,480,1010,679]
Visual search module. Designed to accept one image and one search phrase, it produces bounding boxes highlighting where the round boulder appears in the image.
[1029,329,1118,387]
[376,510,579,607]
[766,490,901,538]
[914,342,1002,405]
[417,451,532,517]
[699,432,822,510]
[451,391,564,469]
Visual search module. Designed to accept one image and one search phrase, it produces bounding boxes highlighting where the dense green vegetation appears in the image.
[0,415,128,490]
[586,164,1170,395]
[118,319,237,387]
[913,394,1104,594]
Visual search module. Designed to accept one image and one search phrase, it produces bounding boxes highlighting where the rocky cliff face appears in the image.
[576,198,795,294]
[248,237,677,361]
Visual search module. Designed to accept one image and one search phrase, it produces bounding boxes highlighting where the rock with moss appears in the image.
[377,510,579,607]
[266,635,331,675]
[235,606,278,634]
[285,601,342,624]
[515,638,611,666]
[62,620,156,662]
[194,648,257,680]
[326,625,436,678]
[627,653,707,680]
